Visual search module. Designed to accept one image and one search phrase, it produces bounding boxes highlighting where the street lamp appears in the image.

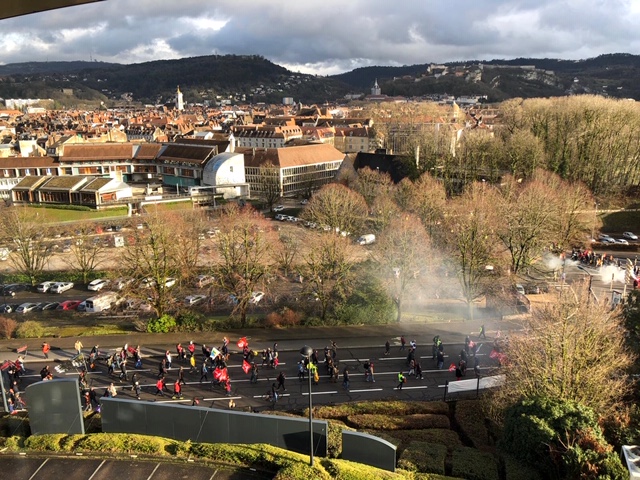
[300,345,314,467]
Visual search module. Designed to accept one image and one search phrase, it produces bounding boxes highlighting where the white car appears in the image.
[598,234,614,243]
[194,274,214,288]
[36,281,56,293]
[273,205,285,212]
[275,214,286,221]
[623,232,638,240]
[250,291,265,304]
[113,277,134,291]
[88,278,109,291]
[184,294,207,305]
[16,302,39,314]
[615,238,629,245]
[50,282,74,294]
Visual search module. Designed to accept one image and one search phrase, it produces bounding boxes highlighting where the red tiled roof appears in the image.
[60,143,135,161]
[240,143,344,168]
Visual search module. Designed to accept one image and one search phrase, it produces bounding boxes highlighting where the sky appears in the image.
[2,0,640,76]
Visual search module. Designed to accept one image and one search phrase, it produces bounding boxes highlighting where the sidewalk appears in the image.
[0,317,512,364]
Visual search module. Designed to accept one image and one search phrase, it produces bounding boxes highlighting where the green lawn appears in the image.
[24,206,129,224]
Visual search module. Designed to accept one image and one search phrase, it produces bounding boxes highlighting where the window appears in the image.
[230,166,233,173]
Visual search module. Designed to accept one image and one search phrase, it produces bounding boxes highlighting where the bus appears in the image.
[85,291,119,313]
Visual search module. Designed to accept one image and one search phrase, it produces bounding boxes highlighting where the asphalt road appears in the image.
[9,336,501,412]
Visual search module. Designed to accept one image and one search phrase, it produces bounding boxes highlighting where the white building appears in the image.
[201,152,248,198]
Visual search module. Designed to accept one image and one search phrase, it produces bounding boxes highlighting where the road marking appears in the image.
[395,386,428,390]
[145,463,160,480]
[349,388,383,393]
[302,391,338,396]
[87,459,106,480]
[28,458,49,480]
[252,393,291,398]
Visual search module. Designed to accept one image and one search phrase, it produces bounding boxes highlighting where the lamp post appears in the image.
[300,345,314,467]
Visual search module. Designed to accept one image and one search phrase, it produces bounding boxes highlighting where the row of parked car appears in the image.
[597,232,638,245]
[0,300,81,314]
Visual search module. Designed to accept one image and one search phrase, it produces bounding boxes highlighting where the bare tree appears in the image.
[0,208,53,285]
[69,222,108,284]
[489,289,635,420]
[120,212,182,318]
[211,204,279,326]
[375,213,431,322]
[255,162,281,211]
[302,183,368,235]
[445,182,499,317]
[301,232,357,322]
[352,167,394,209]
[404,172,447,237]
[272,232,300,277]
[173,210,207,281]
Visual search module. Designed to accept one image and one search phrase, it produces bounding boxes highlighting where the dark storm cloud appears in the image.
[1,0,639,74]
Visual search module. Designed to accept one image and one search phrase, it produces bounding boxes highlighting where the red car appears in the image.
[57,300,81,311]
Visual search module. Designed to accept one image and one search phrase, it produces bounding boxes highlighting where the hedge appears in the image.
[454,400,490,448]
[450,446,499,480]
[501,454,543,480]
[398,442,447,475]
[346,414,450,431]
[314,401,449,419]
[380,429,462,455]
[0,413,30,437]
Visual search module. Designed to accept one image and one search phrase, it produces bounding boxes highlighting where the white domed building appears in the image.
[202,152,248,198]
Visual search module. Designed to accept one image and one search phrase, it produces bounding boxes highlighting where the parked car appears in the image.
[250,291,265,304]
[37,281,56,293]
[36,302,59,311]
[141,277,176,289]
[598,234,614,243]
[616,238,629,245]
[49,282,74,294]
[194,275,214,288]
[57,300,81,310]
[184,294,207,306]
[88,278,110,291]
[3,284,30,297]
[16,302,39,314]
[113,277,134,291]
[273,205,285,212]
[0,304,13,313]
[623,231,638,240]
[77,300,87,312]
[300,199,309,205]
[524,284,541,295]
[275,214,286,221]
[514,284,526,296]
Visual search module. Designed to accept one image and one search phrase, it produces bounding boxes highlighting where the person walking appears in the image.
[119,359,128,382]
[154,377,166,397]
[384,341,390,357]
[436,350,445,370]
[107,382,117,398]
[415,361,423,380]
[133,381,141,400]
[199,361,209,383]
[130,372,138,392]
[165,350,172,370]
[74,339,83,356]
[400,336,406,351]
[189,354,197,373]
[173,380,183,399]
[342,366,350,391]
[42,342,50,359]
[367,361,375,383]
[177,366,186,386]
[250,363,258,384]
[479,324,486,339]
[397,372,406,390]
[276,371,286,391]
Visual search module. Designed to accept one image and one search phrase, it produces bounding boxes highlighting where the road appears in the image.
[7,336,502,412]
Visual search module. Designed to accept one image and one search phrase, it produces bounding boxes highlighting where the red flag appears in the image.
[214,367,229,382]
[213,367,223,381]
[448,363,456,372]
[489,349,499,359]
[237,337,248,349]
[242,360,251,374]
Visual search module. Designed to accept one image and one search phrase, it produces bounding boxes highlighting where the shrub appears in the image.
[15,320,45,339]
[451,446,499,480]
[454,399,490,448]
[315,401,449,419]
[501,454,543,480]
[265,311,283,328]
[146,314,176,333]
[75,433,172,455]
[0,317,17,339]
[321,458,402,480]
[0,413,30,437]
[0,435,24,451]
[175,311,202,332]
[398,442,447,474]
[25,434,67,451]
[265,308,302,328]
[381,429,462,453]
[346,414,450,431]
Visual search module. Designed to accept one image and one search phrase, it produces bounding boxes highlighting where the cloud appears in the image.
[1,0,639,73]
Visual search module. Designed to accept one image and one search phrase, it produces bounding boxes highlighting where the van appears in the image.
[514,284,526,296]
[357,234,376,245]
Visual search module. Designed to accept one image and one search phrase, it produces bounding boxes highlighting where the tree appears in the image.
[500,396,627,480]
[403,172,447,237]
[445,182,499,315]
[0,208,53,285]
[119,212,182,318]
[301,233,357,322]
[255,161,281,210]
[173,210,207,280]
[375,213,431,322]
[490,289,634,421]
[302,183,368,235]
[496,174,557,274]
[272,232,300,277]
[68,222,108,284]
[352,167,394,209]
[211,204,279,327]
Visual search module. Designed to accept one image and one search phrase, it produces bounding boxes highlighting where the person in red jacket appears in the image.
[42,342,50,359]
[173,380,183,399]
[154,377,166,396]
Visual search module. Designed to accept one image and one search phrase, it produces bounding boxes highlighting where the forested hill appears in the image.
[1,53,640,107]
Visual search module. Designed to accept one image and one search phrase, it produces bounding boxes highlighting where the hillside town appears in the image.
[0,84,496,208]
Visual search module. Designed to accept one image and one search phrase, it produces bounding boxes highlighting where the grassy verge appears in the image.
[23,206,129,223]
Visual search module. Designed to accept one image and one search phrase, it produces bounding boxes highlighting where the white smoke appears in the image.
[598,264,626,284]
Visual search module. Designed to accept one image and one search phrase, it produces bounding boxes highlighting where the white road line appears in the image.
[28,458,49,480]
[145,463,161,480]
[87,459,106,480]
[252,393,291,398]
[349,388,383,393]
[395,386,428,390]
[302,391,338,396]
